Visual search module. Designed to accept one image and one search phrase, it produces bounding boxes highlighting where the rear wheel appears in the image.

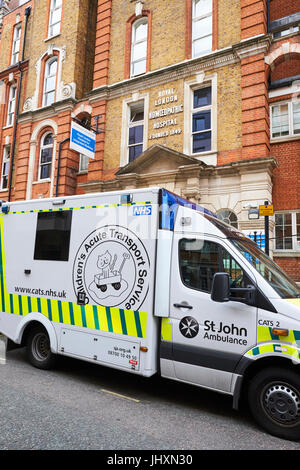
[26,325,56,370]
[248,367,300,441]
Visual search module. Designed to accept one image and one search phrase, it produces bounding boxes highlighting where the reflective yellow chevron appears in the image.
[161,317,172,341]
[0,216,147,339]
[246,325,300,360]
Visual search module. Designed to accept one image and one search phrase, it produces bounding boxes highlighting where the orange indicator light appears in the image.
[272,328,289,336]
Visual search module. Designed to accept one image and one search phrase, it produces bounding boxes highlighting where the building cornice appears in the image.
[79,155,278,194]
[18,98,76,124]
[232,34,272,60]
[0,59,29,80]
[88,34,272,103]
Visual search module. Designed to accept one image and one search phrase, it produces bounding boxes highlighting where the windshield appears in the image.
[204,214,300,299]
[232,238,300,299]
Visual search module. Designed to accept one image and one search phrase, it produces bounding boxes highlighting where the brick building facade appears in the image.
[0,0,299,281]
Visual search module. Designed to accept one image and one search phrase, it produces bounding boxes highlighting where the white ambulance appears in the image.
[0,187,300,441]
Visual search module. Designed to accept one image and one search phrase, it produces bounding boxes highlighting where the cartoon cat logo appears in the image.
[73,225,150,309]
[97,250,116,280]
[89,250,130,299]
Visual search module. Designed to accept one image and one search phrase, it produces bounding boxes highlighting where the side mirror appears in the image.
[211,272,230,303]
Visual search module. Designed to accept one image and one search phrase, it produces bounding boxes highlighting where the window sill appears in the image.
[2,125,13,130]
[273,251,300,257]
[272,30,300,42]
[271,135,300,144]
[44,33,61,42]
[32,179,51,184]
[192,151,217,166]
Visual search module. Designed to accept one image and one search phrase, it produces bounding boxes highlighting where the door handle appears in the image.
[173,303,193,309]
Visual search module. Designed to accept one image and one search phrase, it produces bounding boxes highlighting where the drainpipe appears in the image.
[55,137,70,197]
[266,0,270,33]
[8,5,31,202]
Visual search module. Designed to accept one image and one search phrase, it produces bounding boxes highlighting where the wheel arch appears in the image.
[16,313,58,353]
[236,355,300,406]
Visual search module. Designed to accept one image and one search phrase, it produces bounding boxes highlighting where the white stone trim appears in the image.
[183,72,217,165]
[26,45,67,111]
[26,119,58,200]
[120,92,149,167]
[265,42,300,70]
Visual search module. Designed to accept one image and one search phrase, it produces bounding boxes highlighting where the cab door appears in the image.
[169,234,257,393]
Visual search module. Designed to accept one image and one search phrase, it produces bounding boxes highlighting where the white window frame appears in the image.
[48,0,62,38]
[192,0,212,58]
[43,57,57,107]
[270,100,300,140]
[217,209,238,229]
[0,145,10,190]
[6,85,17,127]
[127,101,145,162]
[11,23,21,65]
[273,25,299,39]
[39,132,54,181]
[131,17,148,77]
[78,154,89,173]
[191,85,212,154]
[274,211,300,252]
[120,94,149,167]
[184,73,217,165]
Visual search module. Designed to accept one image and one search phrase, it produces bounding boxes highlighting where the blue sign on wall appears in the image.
[70,121,96,159]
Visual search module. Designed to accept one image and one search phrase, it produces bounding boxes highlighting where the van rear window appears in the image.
[34,210,72,261]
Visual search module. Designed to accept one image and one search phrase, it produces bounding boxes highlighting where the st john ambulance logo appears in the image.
[179,316,199,338]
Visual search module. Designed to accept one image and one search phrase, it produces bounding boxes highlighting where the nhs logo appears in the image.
[132,205,152,216]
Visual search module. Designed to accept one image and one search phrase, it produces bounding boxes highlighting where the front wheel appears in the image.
[248,367,300,441]
[26,325,56,370]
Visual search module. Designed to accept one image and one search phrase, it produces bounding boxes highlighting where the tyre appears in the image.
[26,325,56,370]
[248,367,300,441]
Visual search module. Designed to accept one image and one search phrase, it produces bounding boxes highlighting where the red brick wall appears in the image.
[93,0,112,89]
[274,256,300,282]
[241,53,270,160]
[271,57,300,82]
[241,0,267,40]
[272,140,300,211]
[269,0,300,22]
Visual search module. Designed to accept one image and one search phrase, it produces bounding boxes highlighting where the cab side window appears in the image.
[221,248,245,288]
[179,239,250,295]
[179,239,221,292]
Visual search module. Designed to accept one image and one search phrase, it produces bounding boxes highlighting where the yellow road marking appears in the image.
[100,388,140,403]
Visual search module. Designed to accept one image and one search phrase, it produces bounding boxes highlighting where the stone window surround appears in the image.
[26,119,58,200]
[124,9,152,80]
[183,71,218,165]
[22,45,76,113]
[120,92,149,167]
[270,98,300,141]
[274,210,300,253]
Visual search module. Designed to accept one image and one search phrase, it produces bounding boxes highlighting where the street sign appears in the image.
[70,121,96,159]
[259,204,273,217]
